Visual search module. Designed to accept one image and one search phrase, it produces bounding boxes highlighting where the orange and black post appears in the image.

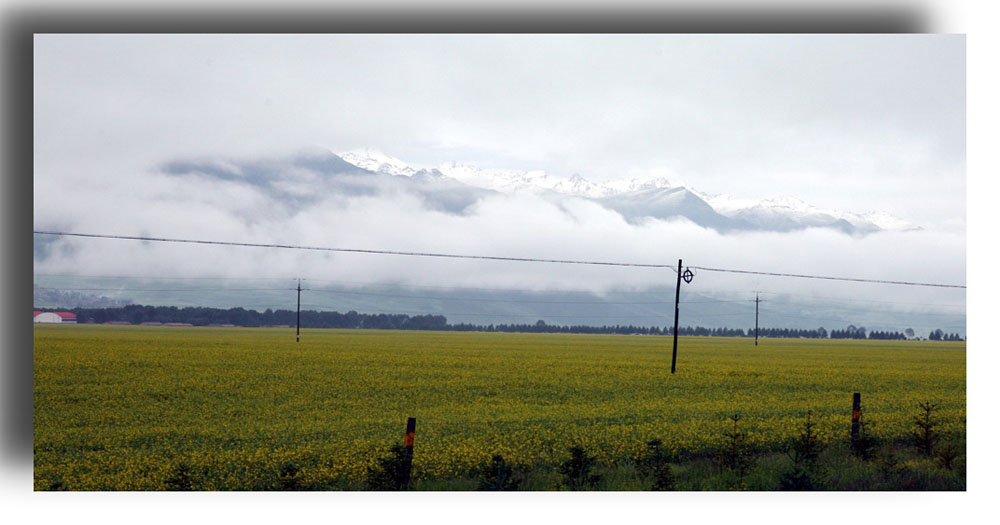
[402,417,416,488]
[850,393,861,442]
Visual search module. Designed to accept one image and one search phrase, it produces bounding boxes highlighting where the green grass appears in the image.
[33,325,965,490]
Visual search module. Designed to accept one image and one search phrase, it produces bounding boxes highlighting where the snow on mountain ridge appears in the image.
[340,148,423,177]
[435,161,556,194]
[605,176,676,195]
[694,190,918,232]
[335,148,917,232]
[337,149,675,198]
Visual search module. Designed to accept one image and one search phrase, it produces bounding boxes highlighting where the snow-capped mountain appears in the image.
[433,163,681,200]
[692,192,920,234]
[336,148,918,234]
[603,175,676,195]
[599,187,751,231]
[435,162,557,194]
[339,148,423,177]
[339,149,679,199]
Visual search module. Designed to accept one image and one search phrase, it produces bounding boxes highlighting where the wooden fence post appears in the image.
[403,417,416,489]
[850,393,861,442]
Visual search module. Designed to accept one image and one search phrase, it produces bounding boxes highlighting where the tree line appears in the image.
[52,304,448,331]
[449,319,748,336]
[928,329,963,341]
[39,304,962,341]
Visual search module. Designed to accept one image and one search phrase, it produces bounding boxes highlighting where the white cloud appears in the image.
[33,160,966,313]
[33,34,964,228]
[31,33,966,319]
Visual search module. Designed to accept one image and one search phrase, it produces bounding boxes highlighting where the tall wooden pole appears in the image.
[671,259,682,374]
[754,293,760,346]
[296,279,301,343]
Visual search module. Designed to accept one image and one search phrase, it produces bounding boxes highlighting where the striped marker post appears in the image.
[403,417,416,489]
[850,393,861,442]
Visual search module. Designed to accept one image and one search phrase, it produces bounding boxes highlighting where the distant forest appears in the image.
[35,304,964,341]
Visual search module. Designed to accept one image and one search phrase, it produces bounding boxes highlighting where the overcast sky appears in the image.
[32,34,966,307]
[34,34,964,223]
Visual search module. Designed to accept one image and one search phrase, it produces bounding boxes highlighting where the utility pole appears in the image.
[671,259,682,374]
[671,259,693,374]
[753,292,762,346]
[296,279,302,343]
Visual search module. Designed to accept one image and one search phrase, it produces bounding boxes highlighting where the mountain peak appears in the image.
[336,147,916,234]
[340,148,422,176]
[604,176,674,194]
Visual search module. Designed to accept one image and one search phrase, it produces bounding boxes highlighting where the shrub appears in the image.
[558,446,601,490]
[278,462,302,491]
[936,440,962,470]
[46,480,68,491]
[878,451,900,479]
[779,411,825,490]
[365,444,412,491]
[912,401,940,457]
[778,467,815,491]
[634,439,676,491]
[164,462,195,491]
[788,411,824,469]
[477,454,521,491]
[718,414,752,489]
[851,414,878,461]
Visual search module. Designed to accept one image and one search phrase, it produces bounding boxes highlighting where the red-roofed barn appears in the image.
[34,311,77,324]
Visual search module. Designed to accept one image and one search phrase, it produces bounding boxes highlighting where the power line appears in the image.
[34,286,294,292]
[33,230,967,289]
[35,273,665,296]
[680,299,751,304]
[33,231,678,270]
[688,265,964,289]
[33,273,299,281]
[302,287,672,305]
[692,312,759,317]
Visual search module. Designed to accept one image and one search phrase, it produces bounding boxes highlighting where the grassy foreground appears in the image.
[33,325,965,490]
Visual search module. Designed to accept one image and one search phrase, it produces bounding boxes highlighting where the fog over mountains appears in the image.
[31,35,966,339]
[32,146,963,337]
[339,148,919,235]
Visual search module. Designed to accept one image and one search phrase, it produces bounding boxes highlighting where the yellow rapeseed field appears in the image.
[33,325,965,490]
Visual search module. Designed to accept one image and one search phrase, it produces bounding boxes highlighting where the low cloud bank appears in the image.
[33,159,966,312]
